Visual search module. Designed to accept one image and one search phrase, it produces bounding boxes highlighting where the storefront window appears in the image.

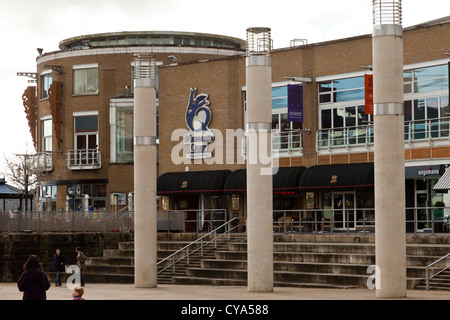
[67,184,107,211]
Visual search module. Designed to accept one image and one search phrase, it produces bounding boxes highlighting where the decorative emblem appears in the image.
[330,175,338,184]
[184,88,214,159]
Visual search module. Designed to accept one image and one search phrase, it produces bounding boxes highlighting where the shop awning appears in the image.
[157,170,231,195]
[433,168,450,191]
[299,162,374,191]
[223,166,307,194]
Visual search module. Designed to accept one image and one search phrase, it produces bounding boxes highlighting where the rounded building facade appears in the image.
[30,31,246,211]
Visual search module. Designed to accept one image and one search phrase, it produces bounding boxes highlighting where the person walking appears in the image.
[17,255,51,300]
[52,248,67,286]
[75,247,87,286]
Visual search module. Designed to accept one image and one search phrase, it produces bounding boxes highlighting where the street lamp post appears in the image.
[133,54,158,288]
[245,27,274,292]
[372,0,407,298]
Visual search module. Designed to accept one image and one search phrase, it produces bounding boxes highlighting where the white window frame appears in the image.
[73,63,99,95]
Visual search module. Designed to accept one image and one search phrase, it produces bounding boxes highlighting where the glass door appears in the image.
[333,192,356,231]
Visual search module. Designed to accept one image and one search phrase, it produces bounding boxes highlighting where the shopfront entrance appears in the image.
[332,192,356,230]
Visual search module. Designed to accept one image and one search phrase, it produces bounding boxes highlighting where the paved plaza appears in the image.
[1,283,448,300]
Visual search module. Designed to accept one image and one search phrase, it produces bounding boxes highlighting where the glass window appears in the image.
[42,118,52,152]
[272,86,288,109]
[161,37,171,45]
[321,109,332,129]
[116,107,134,163]
[333,77,364,91]
[414,65,448,81]
[333,108,344,128]
[128,37,137,45]
[318,77,364,104]
[441,96,449,117]
[151,37,160,44]
[75,115,98,150]
[41,73,52,99]
[74,68,98,94]
[335,89,364,102]
[183,37,191,45]
[174,37,182,45]
[194,38,202,46]
[138,37,147,45]
[415,78,448,93]
[345,106,356,127]
[406,64,449,94]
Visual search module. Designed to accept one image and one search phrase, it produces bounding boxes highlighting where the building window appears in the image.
[74,114,98,150]
[404,64,449,94]
[319,76,365,104]
[73,65,98,95]
[116,107,134,163]
[41,118,52,152]
[41,185,57,211]
[67,184,107,211]
[41,72,52,99]
[271,86,302,151]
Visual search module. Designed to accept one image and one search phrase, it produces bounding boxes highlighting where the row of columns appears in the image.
[133,0,407,298]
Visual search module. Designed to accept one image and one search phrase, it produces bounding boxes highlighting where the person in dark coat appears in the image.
[75,247,87,286]
[52,248,67,286]
[17,255,51,300]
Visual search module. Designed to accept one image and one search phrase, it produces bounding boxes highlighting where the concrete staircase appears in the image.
[172,238,450,289]
[53,233,450,290]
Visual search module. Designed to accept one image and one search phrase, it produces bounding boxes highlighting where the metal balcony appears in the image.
[67,149,101,170]
[31,152,53,173]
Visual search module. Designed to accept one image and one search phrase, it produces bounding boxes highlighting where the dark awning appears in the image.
[157,170,231,195]
[223,166,307,194]
[299,162,374,191]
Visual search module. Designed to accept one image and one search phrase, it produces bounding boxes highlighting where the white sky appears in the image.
[0,0,448,176]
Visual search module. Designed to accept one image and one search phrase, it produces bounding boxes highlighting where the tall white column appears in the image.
[134,55,158,288]
[372,1,407,298]
[245,28,273,292]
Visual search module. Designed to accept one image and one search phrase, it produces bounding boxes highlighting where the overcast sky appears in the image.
[0,0,448,176]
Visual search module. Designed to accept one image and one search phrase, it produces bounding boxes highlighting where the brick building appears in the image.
[23,17,450,232]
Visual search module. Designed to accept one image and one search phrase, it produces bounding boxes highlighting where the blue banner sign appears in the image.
[288,85,303,123]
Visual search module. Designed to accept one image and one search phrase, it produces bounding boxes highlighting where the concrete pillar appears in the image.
[245,27,273,292]
[134,55,158,288]
[372,0,407,298]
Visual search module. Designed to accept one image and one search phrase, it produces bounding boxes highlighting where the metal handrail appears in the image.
[425,253,450,290]
[157,217,242,274]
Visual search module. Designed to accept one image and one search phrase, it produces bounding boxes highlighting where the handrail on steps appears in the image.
[157,217,244,275]
[425,252,450,290]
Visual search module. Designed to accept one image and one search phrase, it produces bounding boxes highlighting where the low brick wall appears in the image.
[0,232,133,282]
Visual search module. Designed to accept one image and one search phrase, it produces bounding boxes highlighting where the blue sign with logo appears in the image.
[184,88,214,159]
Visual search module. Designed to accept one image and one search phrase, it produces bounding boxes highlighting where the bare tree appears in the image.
[3,152,41,211]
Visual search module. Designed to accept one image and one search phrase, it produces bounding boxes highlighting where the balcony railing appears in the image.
[31,152,53,173]
[67,149,101,170]
[317,117,450,150]
[272,130,302,153]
